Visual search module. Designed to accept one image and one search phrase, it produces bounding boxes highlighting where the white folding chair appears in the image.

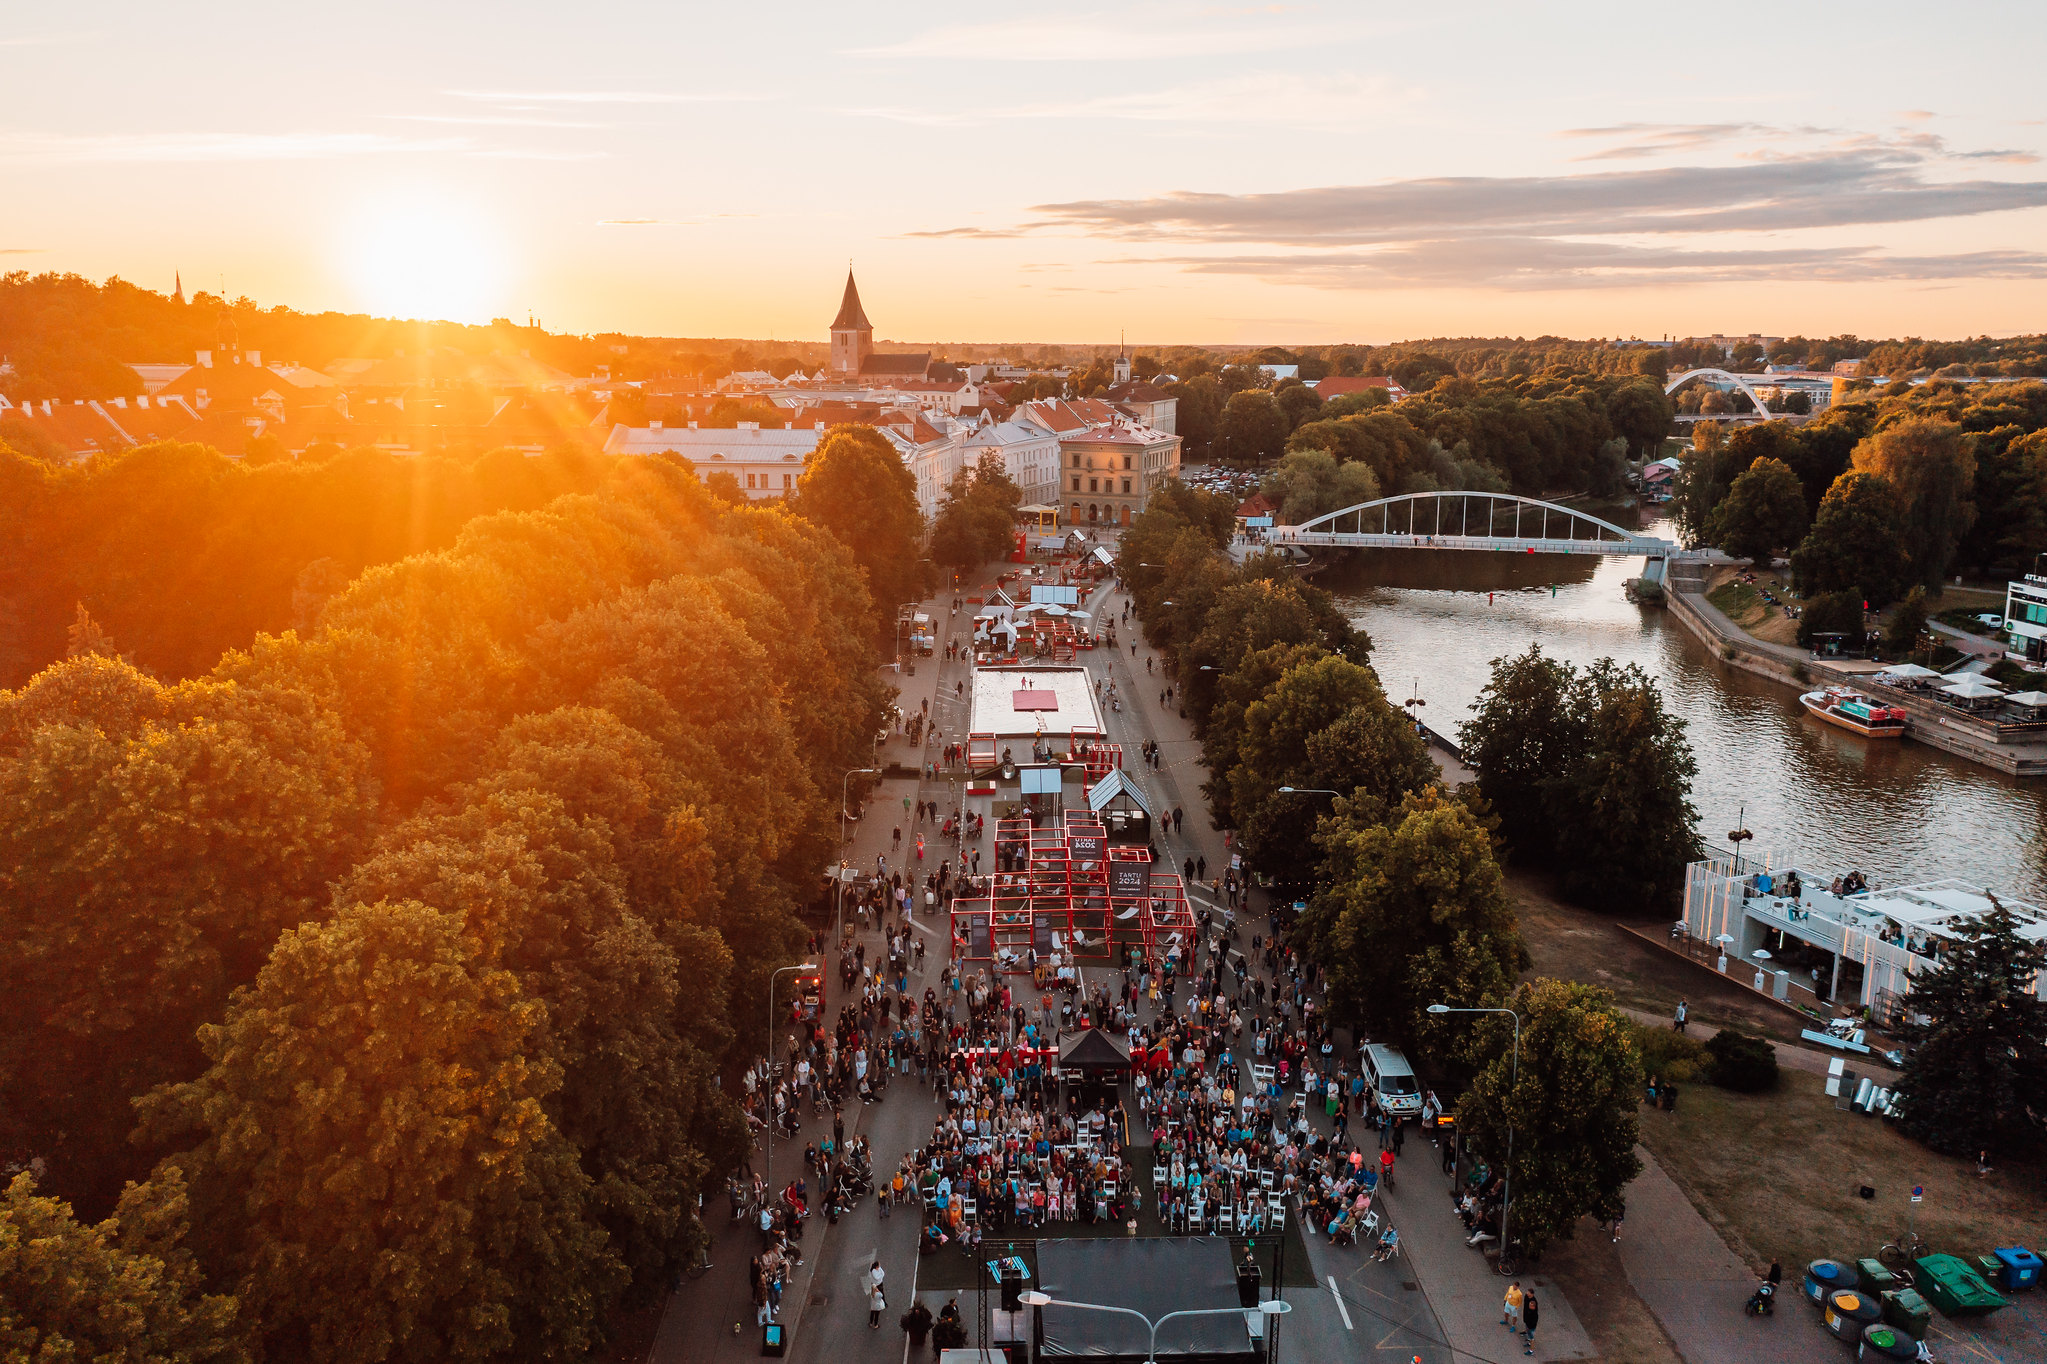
[1269,1203,1287,1232]
[1258,1167,1275,1192]
[1362,1209,1380,1236]
[1217,1205,1235,1233]
[961,1198,978,1224]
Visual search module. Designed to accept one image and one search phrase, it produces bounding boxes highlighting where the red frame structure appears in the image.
[950,806,1191,977]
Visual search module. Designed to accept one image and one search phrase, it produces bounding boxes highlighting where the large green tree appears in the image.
[1218,390,1287,466]
[1790,471,1908,606]
[928,459,1023,579]
[1850,416,1977,588]
[139,900,621,1364]
[1301,788,1524,1051]
[1712,456,1808,565]
[1455,979,1643,1256]
[1259,448,1380,527]
[0,1168,242,1364]
[791,425,926,628]
[1889,901,2047,1158]
[1227,655,1435,896]
[1459,648,1701,914]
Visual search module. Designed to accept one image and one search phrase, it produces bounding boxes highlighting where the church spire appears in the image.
[831,269,872,331]
[173,271,185,305]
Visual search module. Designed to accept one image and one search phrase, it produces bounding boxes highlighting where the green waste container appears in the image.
[1913,1255,2009,1318]
[1975,1253,2005,1285]
[1858,1323,1919,1360]
[1880,1287,1930,1340]
[1856,1258,1899,1296]
[1824,1289,1882,1342]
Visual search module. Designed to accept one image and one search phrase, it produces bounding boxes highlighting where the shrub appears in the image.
[1705,1028,1780,1092]
[1791,662,1810,684]
[1632,1022,1710,1085]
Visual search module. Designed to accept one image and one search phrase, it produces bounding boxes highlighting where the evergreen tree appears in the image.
[1890,901,2047,1157]
[1791,471,1908,606]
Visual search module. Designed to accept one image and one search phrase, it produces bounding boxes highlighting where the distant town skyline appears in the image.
[7,1,2047,344]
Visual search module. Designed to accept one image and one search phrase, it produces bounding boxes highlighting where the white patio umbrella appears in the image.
[1878,663,1941,679]
[1039,604,1069,617]
[2004,689,2047,708]
[1714,933,1736,944]
[1752,948,1773,960]
[1940,679,2004,699]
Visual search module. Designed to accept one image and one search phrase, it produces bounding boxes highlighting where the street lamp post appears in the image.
[1428,1002,1522,1272]
[1018,1293,1290,1364]
[765,962,819,1217]
[1276,786,1339,797]
[835,767,878,948]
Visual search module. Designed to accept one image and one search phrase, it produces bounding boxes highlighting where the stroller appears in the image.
[1743,1280,1775,1317]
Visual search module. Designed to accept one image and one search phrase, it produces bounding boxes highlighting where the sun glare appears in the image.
[344,194,506,324]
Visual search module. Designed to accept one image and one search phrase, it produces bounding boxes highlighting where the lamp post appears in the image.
[1276,786,1339,797]
[836,767,878,948]
[1018,1292,1290,1364]
[765,962,819,1215]
[1428,1003,1521,1273]
[1726,803,1753,876]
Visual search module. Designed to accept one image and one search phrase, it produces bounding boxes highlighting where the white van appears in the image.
[1362,1043,1422,1119]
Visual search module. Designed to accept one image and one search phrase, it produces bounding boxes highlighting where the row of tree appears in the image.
[1675,380,2047,590]
[1119,487,1648,1255]
[0,430,912,1360]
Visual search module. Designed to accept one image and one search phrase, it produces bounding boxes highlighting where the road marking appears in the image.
[1328,1275,1354,1330]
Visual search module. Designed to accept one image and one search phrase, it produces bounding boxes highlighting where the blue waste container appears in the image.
[1992,1247,2040,1291]
[1806,1259,1857,1305]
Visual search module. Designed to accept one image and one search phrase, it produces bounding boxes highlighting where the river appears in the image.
[1324,515,2047,901]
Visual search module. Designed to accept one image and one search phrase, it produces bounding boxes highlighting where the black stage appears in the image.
[1035,1237,1261,1362]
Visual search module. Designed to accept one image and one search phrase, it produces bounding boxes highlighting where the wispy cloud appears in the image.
[0,130,603,164]
[845,72,1395,130]
[447,88,768,105]
[384,113,611,129]
[1018,148,2047,245]
[1130,241,2047,290]
[1560,122,1828,161]
[0,131,471,164]
[597,218,697,226]
[0,247,43,254]
[850,14,1328,61]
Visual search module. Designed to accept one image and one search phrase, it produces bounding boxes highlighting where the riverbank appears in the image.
[1662,565,2047,778]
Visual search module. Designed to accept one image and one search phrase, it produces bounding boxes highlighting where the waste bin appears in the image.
[761,1322,787,1357]
[1974,1253,2005,1286]
[1858,1324,1920,1360]
[1913,1255,2010,1317]
[1805,1259,1858,1305]
[1856,1258,1899,1296]
[1824,1290,1882,1342]
[1992,1247,2040,1291]
[1879,1287,1931,1340]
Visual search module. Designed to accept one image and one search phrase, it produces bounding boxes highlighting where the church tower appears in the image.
[829,270,874,377]
[1113,334,1132,385]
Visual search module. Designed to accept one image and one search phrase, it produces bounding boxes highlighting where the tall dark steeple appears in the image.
[829,269,874,377]
[173,271,185,305]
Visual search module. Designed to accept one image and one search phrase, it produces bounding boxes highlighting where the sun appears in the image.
[344,193,506,324]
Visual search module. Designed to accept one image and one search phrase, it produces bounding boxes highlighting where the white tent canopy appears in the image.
[2006,690,2047,708]
[1877,663,1942,679]
[1940,679,2004,699]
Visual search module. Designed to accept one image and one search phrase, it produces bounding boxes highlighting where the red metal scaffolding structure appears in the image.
[948,806,1192,980]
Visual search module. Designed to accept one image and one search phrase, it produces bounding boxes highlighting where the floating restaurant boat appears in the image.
[1800,687,1907,738]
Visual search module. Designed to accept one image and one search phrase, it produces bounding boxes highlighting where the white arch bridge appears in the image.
[1268,492,1684,581]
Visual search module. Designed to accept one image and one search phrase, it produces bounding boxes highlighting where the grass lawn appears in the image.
[1637,1077,2046,1274]
[1705,569,1801,647]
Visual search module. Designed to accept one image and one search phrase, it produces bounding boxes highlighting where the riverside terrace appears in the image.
[1679,847,2047,1022]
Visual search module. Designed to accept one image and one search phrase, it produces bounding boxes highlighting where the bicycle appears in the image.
[1877,1228,1928,1269]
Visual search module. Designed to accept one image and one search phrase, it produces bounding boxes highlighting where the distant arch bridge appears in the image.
[1267,492,1684,580]
[1665,367,1773,423]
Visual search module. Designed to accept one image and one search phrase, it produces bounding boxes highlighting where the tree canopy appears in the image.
[790,425,926,628]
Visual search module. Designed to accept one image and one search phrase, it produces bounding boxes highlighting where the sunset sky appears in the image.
[7,1,2047,346]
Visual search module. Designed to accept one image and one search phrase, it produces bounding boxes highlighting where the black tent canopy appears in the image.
[1057,1027,1131,1073]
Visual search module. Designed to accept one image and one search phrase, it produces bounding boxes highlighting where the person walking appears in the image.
[1672,999,1688,1033]
[1521,1292,1540,1355]
[1502,1281,1524,1331]
[901,1301,933,1353]
[1609,1199,1624,1242]
[869,1261,888,1328]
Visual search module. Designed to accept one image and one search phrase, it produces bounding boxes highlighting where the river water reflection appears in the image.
[1325,520,2047,901]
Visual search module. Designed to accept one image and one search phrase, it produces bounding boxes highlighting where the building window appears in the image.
[1122,479,1132,494]
[1123,455,1132,469]
[1072,476,1082,492]
[783,473,793,489]
[1072,453,1082,468]
[1088,478,1098,492]
[746,473,756,489]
